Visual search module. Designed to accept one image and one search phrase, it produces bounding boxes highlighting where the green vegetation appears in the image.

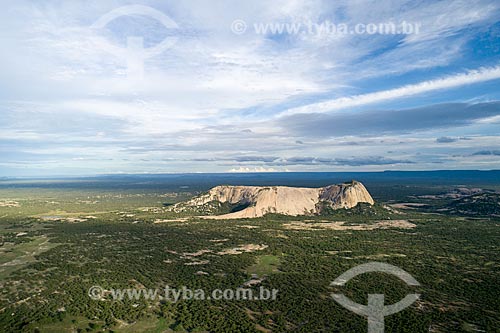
[246,255,281,276]
[319,202,394,218]
[0,179,499,332]
[116,316,174,333]
[0,236,58,279]
[36,316,105,333]
[446,193,500,216]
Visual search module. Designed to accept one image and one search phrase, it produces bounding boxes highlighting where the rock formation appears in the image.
[171,180,375,219]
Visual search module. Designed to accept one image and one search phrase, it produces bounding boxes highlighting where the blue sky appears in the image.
[1,0,500,176]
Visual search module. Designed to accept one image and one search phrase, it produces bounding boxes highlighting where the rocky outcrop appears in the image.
[320,181,375,209]
[171,180,375,219]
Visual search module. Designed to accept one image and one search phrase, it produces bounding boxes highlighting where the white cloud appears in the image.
[281,65,500,116]
[229,166,286,173]
[1,0,500,174]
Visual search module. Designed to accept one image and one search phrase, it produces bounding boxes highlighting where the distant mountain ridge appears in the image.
[171,180,374,219]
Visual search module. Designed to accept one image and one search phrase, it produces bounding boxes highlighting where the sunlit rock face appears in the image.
[172,180,374,219]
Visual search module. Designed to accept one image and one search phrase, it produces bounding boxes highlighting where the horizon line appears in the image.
[2,169,500,180]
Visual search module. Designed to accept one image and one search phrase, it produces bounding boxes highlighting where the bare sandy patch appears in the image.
[65,218,88,223]
[325,250,352,255]
[182,249,212,257]
[184,260,209,266]
[390,203,428,209]
[0,200,19,207]
[283,220,416,231]
[154,218,189,223]
[39,216,87,222]
[354,253,407,259]
[243,277,265,287]
[217,244,268,255]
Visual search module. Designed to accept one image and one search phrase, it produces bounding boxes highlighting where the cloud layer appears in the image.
[280,102,500,137]
[0,0,499,175]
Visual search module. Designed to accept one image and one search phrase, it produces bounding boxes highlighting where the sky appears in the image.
[1,0,500,176]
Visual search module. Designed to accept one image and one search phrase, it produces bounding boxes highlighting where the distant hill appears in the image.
[445,193,500,216]
[169,180,374,219]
